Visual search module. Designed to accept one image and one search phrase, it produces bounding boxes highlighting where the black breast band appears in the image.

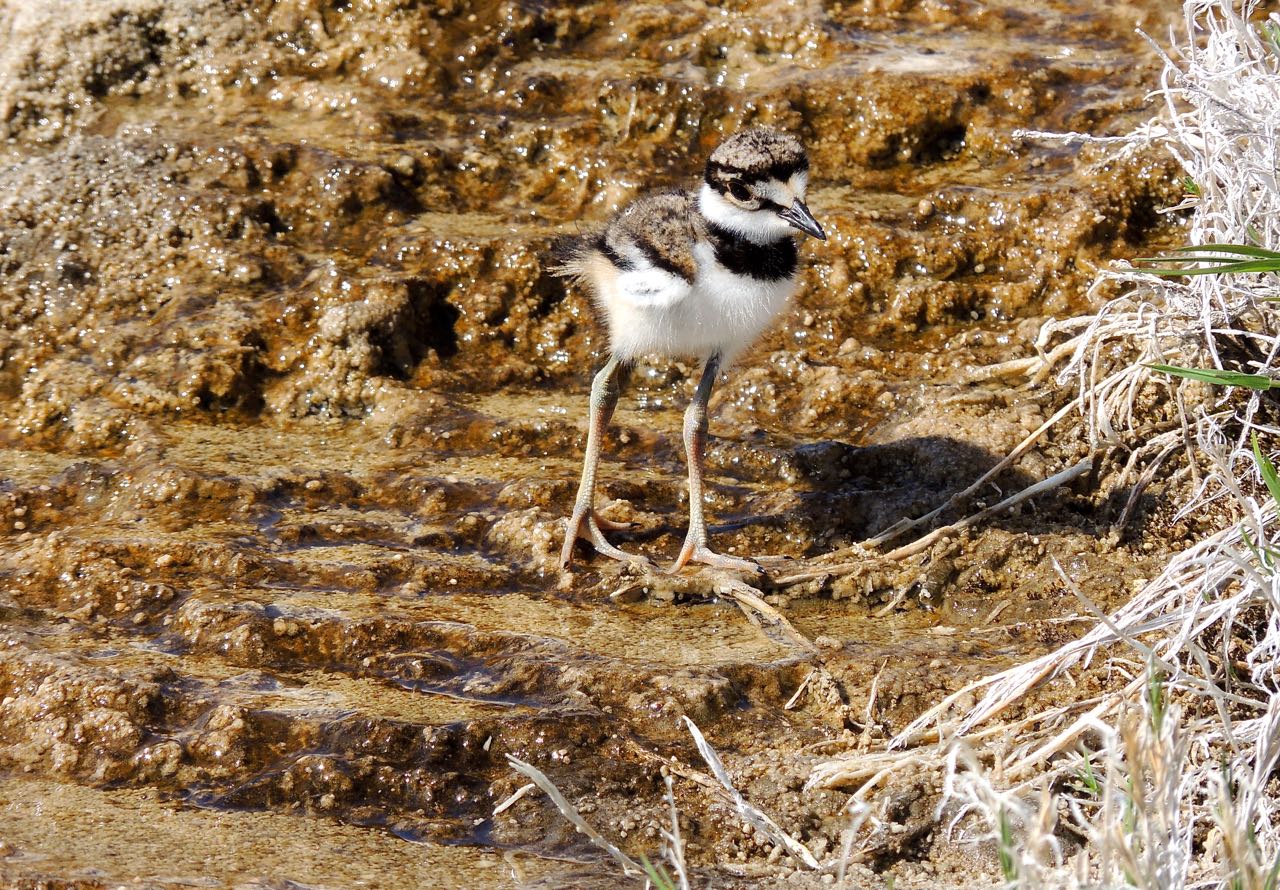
[705,221,797,281]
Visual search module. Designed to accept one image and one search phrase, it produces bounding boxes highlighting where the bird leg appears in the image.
[561,357,652,571]
[672,355,762,575]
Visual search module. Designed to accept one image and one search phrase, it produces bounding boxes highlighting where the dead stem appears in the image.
[682,717,824,871]
[714,575,820,654]
[506,756,645,878]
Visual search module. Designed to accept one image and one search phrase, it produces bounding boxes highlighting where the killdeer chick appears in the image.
[555,127,826,575]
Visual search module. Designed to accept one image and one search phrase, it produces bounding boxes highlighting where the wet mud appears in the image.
[0,1,1199,887]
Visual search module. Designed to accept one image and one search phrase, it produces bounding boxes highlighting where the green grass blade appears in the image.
[1147,364,1279,390]
[1147,663,1166,733]
[1171,243,1280,260]
[1264,847,1280,890]
[997,807,1018,884]
[1239,526,1275,572]
[640,855,677,890]
[1136,241,1280,277]
[1195,259,1280,273]
[1133,257,1242,268]
[1074,747,1101,797]
[1138,255,1278,266]
[1134,256,1214,265]
[1252,432,1280,510]
[1138,260,1280,277]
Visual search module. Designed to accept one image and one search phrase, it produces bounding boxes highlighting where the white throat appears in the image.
[698,183,795,245]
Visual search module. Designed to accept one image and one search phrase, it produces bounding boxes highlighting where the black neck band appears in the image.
[704,220,797,282]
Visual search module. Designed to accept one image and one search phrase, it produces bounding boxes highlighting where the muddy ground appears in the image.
[0,1,1202,887]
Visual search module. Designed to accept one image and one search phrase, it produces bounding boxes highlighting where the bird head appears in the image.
[700,127,826,244]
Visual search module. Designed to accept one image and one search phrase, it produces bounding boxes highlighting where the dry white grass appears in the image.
[814,1,1280,886]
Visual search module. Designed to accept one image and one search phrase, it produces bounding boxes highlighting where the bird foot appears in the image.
[560,511,653,573]
[670,541,763,576]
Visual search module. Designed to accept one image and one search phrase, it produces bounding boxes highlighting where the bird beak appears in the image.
[779,199,826,240]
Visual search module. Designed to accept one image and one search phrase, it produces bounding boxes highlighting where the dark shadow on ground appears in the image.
[776,435,1091,549]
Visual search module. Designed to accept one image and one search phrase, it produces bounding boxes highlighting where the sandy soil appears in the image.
[0,0,1203,887]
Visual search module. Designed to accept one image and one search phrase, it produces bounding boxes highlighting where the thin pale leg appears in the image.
[561,357,651,570]
[672,355,762,575]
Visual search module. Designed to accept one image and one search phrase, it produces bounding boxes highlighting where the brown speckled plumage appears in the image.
[604,190,700,282]
[554,190,702,284]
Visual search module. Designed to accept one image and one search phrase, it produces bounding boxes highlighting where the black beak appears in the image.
[779,199,826,240]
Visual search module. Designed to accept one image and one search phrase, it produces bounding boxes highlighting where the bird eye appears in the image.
[729,181,751,202]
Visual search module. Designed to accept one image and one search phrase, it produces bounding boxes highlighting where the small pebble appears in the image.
[390,154,416,176]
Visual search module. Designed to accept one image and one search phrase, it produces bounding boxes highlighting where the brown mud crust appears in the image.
[0,1,1205,887]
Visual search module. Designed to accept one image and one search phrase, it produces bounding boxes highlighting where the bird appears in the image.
[553,126,826,576]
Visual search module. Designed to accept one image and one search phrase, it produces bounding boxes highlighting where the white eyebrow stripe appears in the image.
[788,170,809,197]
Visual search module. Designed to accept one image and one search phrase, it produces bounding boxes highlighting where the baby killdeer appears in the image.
[555,127,826,575]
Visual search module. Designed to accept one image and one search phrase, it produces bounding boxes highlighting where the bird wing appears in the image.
[602,191,698,310]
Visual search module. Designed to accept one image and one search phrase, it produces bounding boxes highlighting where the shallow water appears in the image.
[0,0,1191,886]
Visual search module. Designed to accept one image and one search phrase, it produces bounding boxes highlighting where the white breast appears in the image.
[594,239,795,365]
[683,242,795,361]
